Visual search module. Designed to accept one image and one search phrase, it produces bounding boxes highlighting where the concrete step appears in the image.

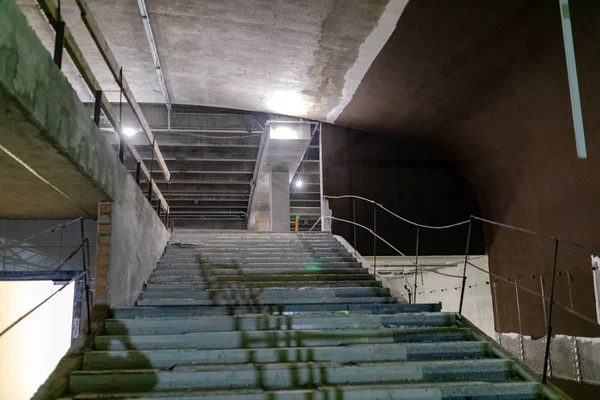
[103,312,456,335]
[95,326,472,351]
[58,381,547,399]
[139,287,391,300]
[156,262,364,269]
[168,250,351,256]
[143,280,383,291]
[135,296,398,306]
[148,273,373,284]
[83,341,490,370]
[150,267,369,277]
[111,303,442,318]
[167,245,346,251]
[165,250,352,256]
[161,257,357,264]
[69,359,515,393]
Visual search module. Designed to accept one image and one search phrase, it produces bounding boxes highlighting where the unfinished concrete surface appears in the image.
[1,0,112,218]
[1,0,169,305]
[16,0,401,119]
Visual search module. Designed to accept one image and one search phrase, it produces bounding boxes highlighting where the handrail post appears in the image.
[53,1,65,68]
[93,90,102,126]
[413,225,420,304]
[118,68,125,163]
[79,219,92,335]
[542,239,560,384]
[515,278,525,361]
[458,216,473,316]
[373,202,377,275]
[352,197,357,248]
[135,162,141,185]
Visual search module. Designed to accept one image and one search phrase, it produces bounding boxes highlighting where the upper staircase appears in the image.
[59,232,564,399]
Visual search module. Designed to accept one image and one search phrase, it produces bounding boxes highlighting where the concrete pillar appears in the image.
[269,171,290,232]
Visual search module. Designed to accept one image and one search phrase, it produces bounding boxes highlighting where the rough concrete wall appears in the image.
[0,0,115,216]
[0,0,169,306]
[334,0,600,339]
[390,256,495,339]
[108,177,169,307]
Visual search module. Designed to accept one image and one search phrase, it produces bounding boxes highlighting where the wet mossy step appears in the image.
[156,262,364,269]
[94,326,474,351]
[111,302,442,318]
[58,381,550,399]
[103,312,455,334]
[150,267,369,276]
[143,280,384,291]
[135,297,399,306]
[82,341,493,370]
[68,359,518,393]
[138,286,392,300]
[148,273,376,283]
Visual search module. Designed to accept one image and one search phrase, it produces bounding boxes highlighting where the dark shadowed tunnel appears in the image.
[333,0,600,338]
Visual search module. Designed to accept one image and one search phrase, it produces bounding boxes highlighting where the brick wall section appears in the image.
[95,202,112,304]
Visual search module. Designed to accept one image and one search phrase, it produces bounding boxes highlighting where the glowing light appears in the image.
[270,126,299,140]
[295,179,303,188]
[266,90,308,116]
[123,127,137,137]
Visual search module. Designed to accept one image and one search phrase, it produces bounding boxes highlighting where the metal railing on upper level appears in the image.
[34,0,170,219]
[318,194,600,385]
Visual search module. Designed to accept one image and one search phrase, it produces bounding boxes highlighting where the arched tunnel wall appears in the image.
[334,0,600,338]
[321,124,486,259]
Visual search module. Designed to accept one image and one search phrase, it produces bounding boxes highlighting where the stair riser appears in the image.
[139,287,390,300]
[167,250,350,255]
[148,274,372,283]
[135,297,398,306]
[150,268,368,277]
[165,246,346,252]
[159,260,358,266]
[58,384,545,400]
[143,281,383,291]
[111,303,442,318]
[164,253,353,258]
[69,360,513,393]
[83,342,489,370]
[104,313,454,335]
[95,329,471,351]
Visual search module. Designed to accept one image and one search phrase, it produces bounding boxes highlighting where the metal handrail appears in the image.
[325,194,600,385]
[324,195,470,230]
[3,217,82,250]
[466,260,600,330]
[472,216,600,252]
[323,216,463,281]
[325,194,600,250]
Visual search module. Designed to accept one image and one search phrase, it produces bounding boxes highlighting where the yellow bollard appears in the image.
[295,215,300,232]
[254,215,259,233]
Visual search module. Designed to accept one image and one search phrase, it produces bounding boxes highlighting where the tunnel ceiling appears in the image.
[16,0,600,242]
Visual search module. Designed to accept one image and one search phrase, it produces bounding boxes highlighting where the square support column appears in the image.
[270,170,290,232]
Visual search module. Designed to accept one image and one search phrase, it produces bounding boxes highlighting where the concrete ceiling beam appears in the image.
[136,146,259,160]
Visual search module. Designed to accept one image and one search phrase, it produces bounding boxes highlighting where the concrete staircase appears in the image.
[60,232,561,399]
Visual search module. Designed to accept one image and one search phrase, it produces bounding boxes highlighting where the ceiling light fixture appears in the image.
[266,90,308,116]
[295,180,303,188]
[270,126,299,140]
[123,127,137,137]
